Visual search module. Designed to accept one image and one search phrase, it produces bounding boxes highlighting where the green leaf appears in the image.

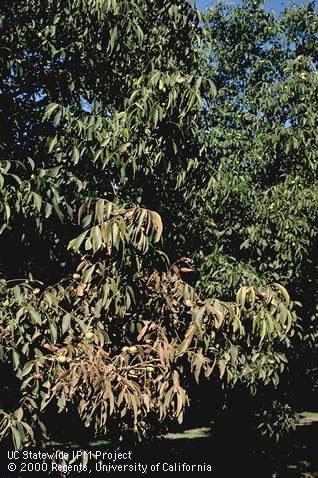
[44,103,60,120]
[68,231,87,252]
[14,407,23,421]
[21,362,34,378]
[48,135,58,153]
[273,283,290,303]
[45,203,52,218]
[92,225,103,251]
[110,26,118,52]
[72,146,80,165]
[62,313,72,334]
[82,265,95,284]
[11,427,21,450]
[33,192,42,212]
[29,308,42,325]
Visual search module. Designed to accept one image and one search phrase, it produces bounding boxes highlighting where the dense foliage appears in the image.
[0,0,313,449]
[200,0,318,298]
[197,0,318,436]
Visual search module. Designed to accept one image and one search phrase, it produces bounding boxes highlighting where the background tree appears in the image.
[195,0,318,439]
[0,0,299,449]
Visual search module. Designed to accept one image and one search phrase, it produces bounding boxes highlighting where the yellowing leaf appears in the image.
[150,210,163,242]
